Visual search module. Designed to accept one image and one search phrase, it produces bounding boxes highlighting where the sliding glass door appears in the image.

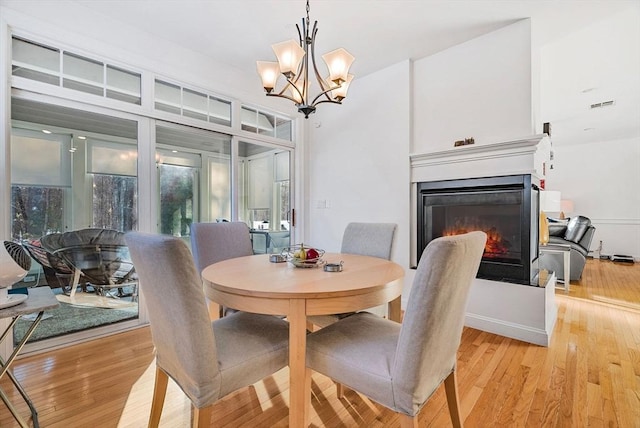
[238,140,292,254]
[10,97,141,349]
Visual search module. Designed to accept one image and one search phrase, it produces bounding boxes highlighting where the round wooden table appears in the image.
[201,253,405,428]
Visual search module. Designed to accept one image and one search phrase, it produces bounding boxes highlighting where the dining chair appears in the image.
[125,232,290,428]
[305,231,487,428]
[308,222,397,329]
[190,222,254,318]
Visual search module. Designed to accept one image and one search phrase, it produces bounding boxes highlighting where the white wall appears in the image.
[412,19,535,153]
[542,9,640,259]
[547,137,640,258]
[306,60,412,295]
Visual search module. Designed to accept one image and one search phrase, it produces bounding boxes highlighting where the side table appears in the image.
[0,287,59,428]
[540,243,571,292]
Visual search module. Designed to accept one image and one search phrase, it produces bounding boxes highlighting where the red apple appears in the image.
[306,248,320,260]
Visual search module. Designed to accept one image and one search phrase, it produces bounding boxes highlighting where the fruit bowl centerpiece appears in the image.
[282,244,325,268]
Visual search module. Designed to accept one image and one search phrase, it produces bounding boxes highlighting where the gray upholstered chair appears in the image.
[307,222,397,329]
[190,222,254,317]
[306,231,487,428]
[125,232,289,428]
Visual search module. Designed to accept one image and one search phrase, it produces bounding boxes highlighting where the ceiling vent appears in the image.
[590,100,615,109]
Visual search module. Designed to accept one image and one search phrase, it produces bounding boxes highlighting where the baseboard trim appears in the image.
[465,313,552,346]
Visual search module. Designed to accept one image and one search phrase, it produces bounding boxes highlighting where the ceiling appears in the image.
[4,0,639,146]
[71,0,632,81]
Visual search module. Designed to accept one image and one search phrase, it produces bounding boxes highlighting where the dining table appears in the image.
[201,252,405,428]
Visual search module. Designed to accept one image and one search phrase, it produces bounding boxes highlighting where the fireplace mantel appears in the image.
[410,134,550,184]
[408,134,556,346]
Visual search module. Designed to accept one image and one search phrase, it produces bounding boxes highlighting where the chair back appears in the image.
[340,222,397,260]
[190,222,254,274]
[392,231,486,410]
[125,232,220,405]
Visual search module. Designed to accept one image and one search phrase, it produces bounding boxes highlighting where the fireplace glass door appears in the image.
[425,189,523,264]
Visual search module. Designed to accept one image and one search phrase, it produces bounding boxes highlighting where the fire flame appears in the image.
[443,226,510,258]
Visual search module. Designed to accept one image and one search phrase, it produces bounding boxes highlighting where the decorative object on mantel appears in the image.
[543,122,552,136]
[256,0,355,118]
[454,137,475,147]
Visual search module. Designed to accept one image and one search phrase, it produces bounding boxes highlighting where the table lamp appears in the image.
[539,191,561,245]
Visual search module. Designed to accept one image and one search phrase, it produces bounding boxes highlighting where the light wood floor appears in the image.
[2,259,639,427]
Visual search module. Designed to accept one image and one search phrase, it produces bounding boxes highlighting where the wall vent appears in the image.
[590,100,615,109]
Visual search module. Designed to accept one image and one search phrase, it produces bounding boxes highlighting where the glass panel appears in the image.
[87,140,137,176]
[238,141,291,254]
[11,131,72,186]
[209,96,231,126]
[275,116,293,141]
[107,66,141,105]
[63,52,104,95]
[159,164,198,237]
[241,107,258,133]
[156,122,231,227]
[11,37,60,85]
[257,111,275,137]
[155,80,181,114]
[92,174,138,231]
[209,157,231,221]
[183,88,208,121]
[11,186,65,240]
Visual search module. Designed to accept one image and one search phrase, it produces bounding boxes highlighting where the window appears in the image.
[92,175,138,231]
[158,163,198,237]
[10,129,72,239]
[12,36,142,105]
[87,138,138,231]
[154,79,232,126]
[11,186,65,240]
[241,106,293,141]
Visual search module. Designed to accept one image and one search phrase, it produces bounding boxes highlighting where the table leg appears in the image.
[0,311,45,428]
[288,298,310,428]
[388,295,402,322]
[563,251,571,292]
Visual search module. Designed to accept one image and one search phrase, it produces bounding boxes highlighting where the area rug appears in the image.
[55,291,137,309]
[14,294,138,343]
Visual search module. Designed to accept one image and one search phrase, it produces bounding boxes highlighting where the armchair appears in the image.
[38,229,136,297]
[540,215,595,281]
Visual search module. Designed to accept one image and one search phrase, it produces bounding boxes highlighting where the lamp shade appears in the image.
[256,61,280,92]
[540,190,561,212]
[561,200,574,214]
[322,48,355,84]
[272,40,305,78]
[328,74,353,101]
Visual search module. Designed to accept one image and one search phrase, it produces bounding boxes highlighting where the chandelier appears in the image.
[256,0,355,118]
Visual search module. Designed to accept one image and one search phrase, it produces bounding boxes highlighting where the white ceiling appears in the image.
[71,0,630,80]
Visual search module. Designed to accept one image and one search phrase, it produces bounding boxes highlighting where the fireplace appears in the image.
[417,174,540,285]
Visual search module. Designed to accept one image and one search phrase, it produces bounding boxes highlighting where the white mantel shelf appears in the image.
[410,134,550,184]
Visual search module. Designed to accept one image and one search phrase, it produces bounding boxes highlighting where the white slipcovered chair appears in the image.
[307,222,397,329]
[190,222,255,318]
[306,231,487,428]
[125,232,289,428]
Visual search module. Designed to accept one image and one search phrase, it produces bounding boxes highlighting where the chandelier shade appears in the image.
[256,0,355,118]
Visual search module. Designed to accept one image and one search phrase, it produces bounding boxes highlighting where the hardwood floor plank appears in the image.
[1,259,638,427]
